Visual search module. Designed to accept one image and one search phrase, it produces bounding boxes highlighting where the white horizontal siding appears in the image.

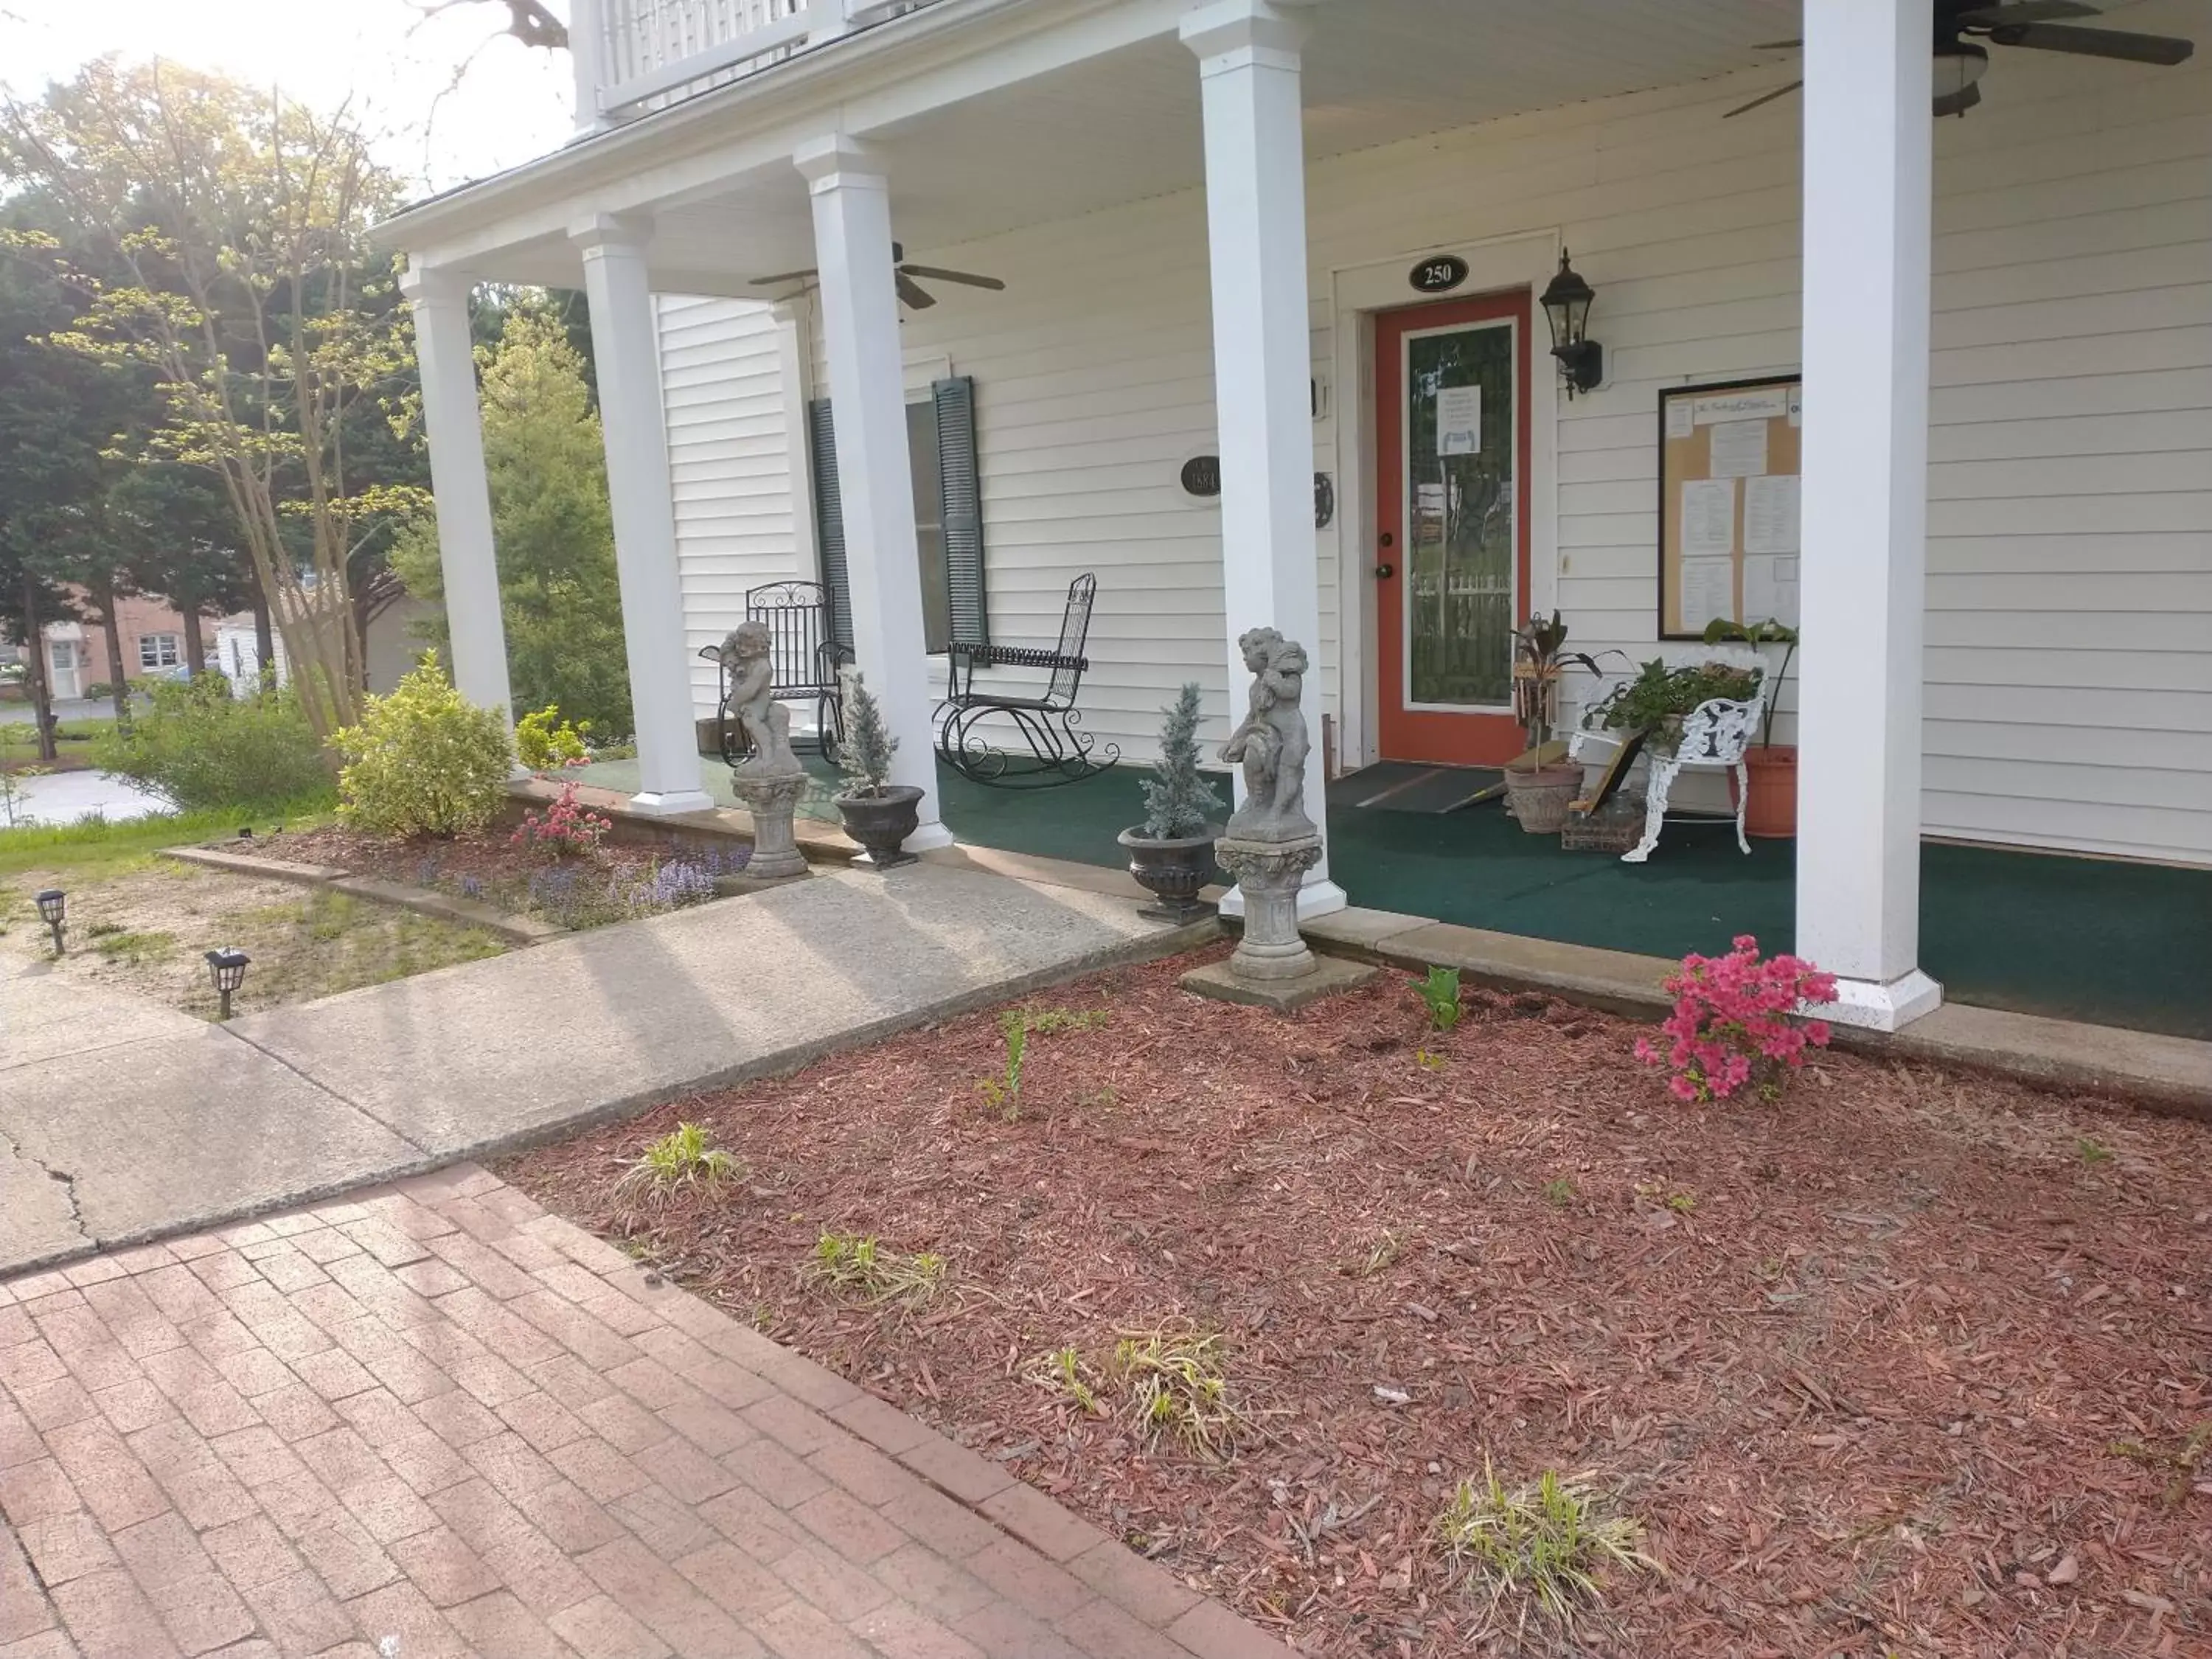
[655,295,805,716]
[672,0,2211,863]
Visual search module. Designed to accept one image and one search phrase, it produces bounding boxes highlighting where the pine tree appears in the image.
[1138,682,1224,838]
[835,672,899,796]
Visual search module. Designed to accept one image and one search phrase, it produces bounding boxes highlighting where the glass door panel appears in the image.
[1405,320,1515,709]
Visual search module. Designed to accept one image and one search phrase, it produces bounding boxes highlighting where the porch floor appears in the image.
[572,756,2212,1043]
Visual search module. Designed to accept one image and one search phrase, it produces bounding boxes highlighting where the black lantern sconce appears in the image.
[35,888,65,955]
[1540,248,1602,398]
[204,947,251,1020]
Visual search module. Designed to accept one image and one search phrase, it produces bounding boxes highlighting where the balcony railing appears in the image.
[574,0,947,129]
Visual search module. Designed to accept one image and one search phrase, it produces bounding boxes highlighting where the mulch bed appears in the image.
[499,945,2212,1658]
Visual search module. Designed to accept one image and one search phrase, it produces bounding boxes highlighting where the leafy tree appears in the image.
[1,59,423,744]
[389,299,631,734]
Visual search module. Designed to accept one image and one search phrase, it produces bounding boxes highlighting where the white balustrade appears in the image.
[575,0,945,128]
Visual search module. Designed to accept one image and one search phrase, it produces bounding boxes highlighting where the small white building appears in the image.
[377,0,2212,1032]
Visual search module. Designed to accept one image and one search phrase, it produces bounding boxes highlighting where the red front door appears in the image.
[1375,291,1533,765]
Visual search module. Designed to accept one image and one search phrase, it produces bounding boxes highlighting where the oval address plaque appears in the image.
[1179,454,1222,498]
[1408,254,1468,294]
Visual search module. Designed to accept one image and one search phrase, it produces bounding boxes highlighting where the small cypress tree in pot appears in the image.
[832,672,925,869]
[1118,682,1225,919]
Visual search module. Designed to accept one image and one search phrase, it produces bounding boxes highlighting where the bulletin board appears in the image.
[1657,374,1803,639]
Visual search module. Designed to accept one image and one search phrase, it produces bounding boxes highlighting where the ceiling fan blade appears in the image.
[1986,21,2194,62]
[894,271,938,310]
[748,267,818,285]
[1955,1,2101,23]
[1722,79,1803,117]
[898,264,1006,291]
[1933,79,1986,116]
[1750,38,1802,49]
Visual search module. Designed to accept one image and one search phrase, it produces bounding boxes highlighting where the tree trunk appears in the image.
[94,580,129,721]
[18,573,58,764]
[251,588,276,691]
[180,605,207,685]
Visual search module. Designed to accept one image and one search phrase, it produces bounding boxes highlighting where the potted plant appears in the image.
[1703,617,1798,838]
[1117,682,1225,919]
[1502,611,1614,835]
[832,673,923,869]
[1587,656,1764,756]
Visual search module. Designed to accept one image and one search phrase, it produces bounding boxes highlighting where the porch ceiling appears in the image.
[404,0,1800,291]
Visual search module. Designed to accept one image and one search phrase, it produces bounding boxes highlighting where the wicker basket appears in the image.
[1560,790,1646,853]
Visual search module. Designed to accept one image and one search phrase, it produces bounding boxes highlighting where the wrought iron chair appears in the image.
[936,572,1119,787]
[698,580,849,768]
[1568,645,1770,863]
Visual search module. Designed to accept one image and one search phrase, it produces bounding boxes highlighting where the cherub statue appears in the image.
[1220,627,1315,842]
[720,620,800,778]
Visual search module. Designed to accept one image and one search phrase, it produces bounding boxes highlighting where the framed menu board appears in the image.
[1657,374,1803,639]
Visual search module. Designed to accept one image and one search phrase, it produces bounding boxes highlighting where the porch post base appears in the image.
[729,770,810,880]
[1217,876,1347,924]
[1813,968,1943,1033]
[627,790,716,818]
[903,821,958,855]
[1216,834,1322,981]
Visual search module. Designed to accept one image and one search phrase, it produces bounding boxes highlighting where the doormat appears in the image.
[1328,762,1503,815]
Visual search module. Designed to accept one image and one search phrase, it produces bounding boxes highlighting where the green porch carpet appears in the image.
[575,755,2211,1041]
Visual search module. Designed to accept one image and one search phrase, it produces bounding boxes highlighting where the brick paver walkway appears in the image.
[0,1166,1285,1659]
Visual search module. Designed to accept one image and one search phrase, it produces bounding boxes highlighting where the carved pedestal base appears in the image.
[729,768,810,880]
[1213,834,1322,981]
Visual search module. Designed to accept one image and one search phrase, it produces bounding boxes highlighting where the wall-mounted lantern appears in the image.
[1540,248,1602,398]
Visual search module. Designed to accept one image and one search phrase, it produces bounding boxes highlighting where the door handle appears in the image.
[1374,563,1395,580]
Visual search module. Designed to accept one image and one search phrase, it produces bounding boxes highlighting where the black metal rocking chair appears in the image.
[936,572,1119,787]
[699,580,849,768]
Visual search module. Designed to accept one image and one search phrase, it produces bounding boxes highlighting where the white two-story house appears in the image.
[377,0,2212,1033]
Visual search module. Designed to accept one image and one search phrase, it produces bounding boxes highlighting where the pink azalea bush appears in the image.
[510,781,614,861]
[1635,934,1837,1102]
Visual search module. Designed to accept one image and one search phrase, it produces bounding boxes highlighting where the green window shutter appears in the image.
[933,375,988,647]
[806,397,855,656]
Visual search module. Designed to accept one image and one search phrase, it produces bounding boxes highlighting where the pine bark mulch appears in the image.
[498,945,2212,1658]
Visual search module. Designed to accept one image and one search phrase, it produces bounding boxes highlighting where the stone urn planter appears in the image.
[1502,762,1584,835]
[834,785,923,869]
[1116,825,1219,921]
[1742,745,1797,838]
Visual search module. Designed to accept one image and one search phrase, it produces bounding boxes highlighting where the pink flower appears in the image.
[1633,935,1834,1103]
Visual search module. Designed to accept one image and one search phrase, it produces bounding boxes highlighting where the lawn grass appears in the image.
[0,799,334,886]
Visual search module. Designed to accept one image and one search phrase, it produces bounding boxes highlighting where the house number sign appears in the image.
[1408,254,1468,294]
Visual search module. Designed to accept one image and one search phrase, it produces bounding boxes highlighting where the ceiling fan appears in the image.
[1725,0,2195,119]
[747,243,1006,310]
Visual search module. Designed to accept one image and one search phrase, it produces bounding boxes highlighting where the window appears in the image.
[808,376,987,658]
[138,633,182,671]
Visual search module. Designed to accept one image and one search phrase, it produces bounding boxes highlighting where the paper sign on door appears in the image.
[1436,385,1482,456]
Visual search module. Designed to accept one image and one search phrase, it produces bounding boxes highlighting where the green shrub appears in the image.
[515,704,591,771]
[333,653,513,838]
[91,678,333,813]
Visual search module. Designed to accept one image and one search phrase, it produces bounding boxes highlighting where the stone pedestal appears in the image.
[1213,833,1321,981]
[729,768,810,881]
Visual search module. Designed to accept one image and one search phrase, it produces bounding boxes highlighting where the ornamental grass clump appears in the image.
[1138,682,1224,838]
[614,1121,743,1206]
[1433,1460,1656,1636]
[1634,933,1836,1102]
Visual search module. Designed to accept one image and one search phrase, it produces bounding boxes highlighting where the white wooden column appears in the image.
[568,0,609,139]
[1183,0,1343,919]
[1795,0,1942,1029]
[572,213,714,815]
[399,264,515,730]
[793,133,950,849]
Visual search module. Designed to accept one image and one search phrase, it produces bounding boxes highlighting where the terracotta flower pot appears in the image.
[1742,745,1797,839]
[1503,762,1584,835]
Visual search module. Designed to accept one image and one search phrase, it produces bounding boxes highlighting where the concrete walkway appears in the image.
[0,1166,1286,1657]
[1,863,1203,1276]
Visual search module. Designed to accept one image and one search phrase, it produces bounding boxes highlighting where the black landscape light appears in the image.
[1540,248,1602,397]
[35,888,65,954]
[204,947,251,1020]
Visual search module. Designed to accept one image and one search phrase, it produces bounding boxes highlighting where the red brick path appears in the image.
[0,1167,1286,1658]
